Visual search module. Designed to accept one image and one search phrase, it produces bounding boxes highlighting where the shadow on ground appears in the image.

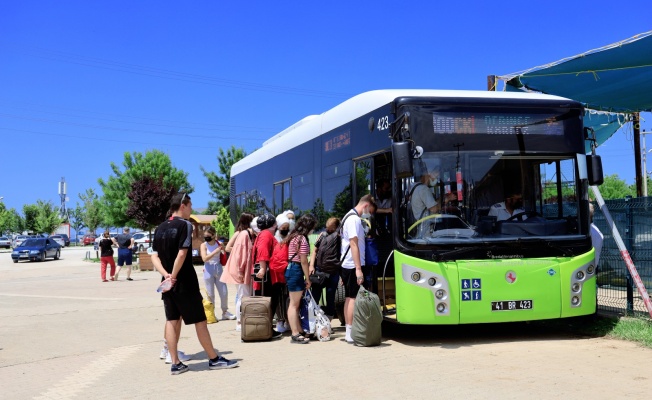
[381,314,619,348]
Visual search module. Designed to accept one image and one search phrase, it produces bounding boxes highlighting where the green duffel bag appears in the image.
[351,287,382,346]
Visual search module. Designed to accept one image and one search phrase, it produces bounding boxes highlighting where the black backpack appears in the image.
[315,212,355,274]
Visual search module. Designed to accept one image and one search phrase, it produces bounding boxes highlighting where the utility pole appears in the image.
[643,129,650,197]
[634,113,643,197]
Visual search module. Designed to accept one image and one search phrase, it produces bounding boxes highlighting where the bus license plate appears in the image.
[491,300,533,311]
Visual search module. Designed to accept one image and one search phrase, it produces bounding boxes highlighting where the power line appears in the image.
[3,44,353,99]
[0,127,238,149]
[0,101,277,132]
[0,112,270,141]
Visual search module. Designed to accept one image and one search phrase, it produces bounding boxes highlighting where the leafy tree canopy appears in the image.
[0,204,23,235]
[210,205,231,239]
[597,174,635,200]
[79,189,104,235]
[34,200,64,235]
[22,204,39,233]
[201,146,246,210]
[68,204,85,240]
[99,150,192,227]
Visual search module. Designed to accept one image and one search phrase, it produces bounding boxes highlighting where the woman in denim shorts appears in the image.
[284,213,317,344]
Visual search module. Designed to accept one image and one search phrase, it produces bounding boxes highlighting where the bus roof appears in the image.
[231,89,572,176]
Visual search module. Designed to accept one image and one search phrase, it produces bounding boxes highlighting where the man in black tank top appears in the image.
[151,193,239,375]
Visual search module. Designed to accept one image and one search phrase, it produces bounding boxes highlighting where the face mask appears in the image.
[204,237,213,242]
[288,220,296,231]
[429,178,439,187]
[279,229,289,236]
[361,208,371,219]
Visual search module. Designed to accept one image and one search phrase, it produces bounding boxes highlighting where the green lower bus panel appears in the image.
[393,250,597,325]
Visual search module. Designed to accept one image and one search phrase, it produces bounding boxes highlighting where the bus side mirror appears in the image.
[587,155,603,186]
[393,142,413,178]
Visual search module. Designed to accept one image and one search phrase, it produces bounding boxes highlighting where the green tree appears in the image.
[311,198,328,230]
[210,205,231,238]
[34,200,64,235]
[201,146,247,212]
[79,189,104,235]
[627,176,652,197]
[597,174,634,200]
[22,204,39,233]
[332,163,371,218]
[99,150,193,227]
[68,204,85,243]
[0,204,23,234]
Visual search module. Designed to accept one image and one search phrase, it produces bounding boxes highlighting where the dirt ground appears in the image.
[0,247,651,399]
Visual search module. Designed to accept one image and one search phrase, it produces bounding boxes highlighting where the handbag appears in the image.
[365,237,379,266]
[309,271,330,285]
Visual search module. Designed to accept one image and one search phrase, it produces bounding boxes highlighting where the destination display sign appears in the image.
[433,112,565,136]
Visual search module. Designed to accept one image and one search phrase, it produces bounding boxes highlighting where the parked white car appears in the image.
[132,232,152,252]
[49,235,66,247]
[94,233,118,245]
[12,235,28,248]
[0,236,11,249]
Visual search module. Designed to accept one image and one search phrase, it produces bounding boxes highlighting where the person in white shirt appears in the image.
[340,194,376,343]
[488,191,526,221]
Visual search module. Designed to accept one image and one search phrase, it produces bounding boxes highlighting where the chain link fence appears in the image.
[594,196,652,317]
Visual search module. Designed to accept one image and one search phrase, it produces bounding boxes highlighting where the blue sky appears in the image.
[1,1,650,218]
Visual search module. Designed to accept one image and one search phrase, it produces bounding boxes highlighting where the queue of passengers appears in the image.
[220,194,376,344]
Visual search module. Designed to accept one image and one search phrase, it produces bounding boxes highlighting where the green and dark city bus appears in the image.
[230,89,603,324]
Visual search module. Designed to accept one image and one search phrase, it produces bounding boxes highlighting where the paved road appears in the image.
[1,247,651,399]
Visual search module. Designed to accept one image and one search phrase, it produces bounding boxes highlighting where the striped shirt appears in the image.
[288,235,309,262]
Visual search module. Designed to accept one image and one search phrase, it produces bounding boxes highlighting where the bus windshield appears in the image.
[399,149,584,245]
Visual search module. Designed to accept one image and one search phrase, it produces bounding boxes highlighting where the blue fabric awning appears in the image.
[501,31,652,113]
[498,31,650,149]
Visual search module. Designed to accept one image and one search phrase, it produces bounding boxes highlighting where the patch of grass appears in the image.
[533,314,652,349]
[609,317,652,347]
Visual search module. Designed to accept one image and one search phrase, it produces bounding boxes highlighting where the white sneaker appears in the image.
[165,350,191,364]
[221,311,236,320]
[159,348,168,359]
[276,321,288,333]
[235,324,241,332]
